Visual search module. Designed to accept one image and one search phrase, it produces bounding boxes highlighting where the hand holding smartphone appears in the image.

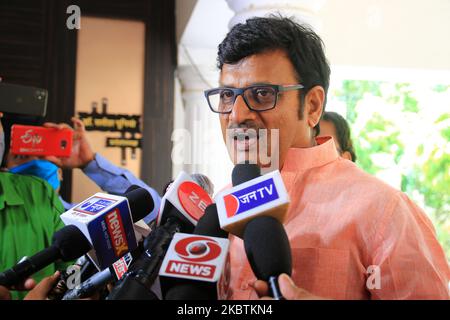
[10,125,73,157]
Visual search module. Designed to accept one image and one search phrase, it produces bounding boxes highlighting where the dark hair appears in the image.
[217,15,330,136]
[322,111,357,162]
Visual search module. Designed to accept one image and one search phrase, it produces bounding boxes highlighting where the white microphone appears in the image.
[159,233,230,300]
[60,187,154,269]
[215,164,290,238]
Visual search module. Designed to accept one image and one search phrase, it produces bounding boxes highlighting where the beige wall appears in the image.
[72,16,145,203]
[320,0,450,70]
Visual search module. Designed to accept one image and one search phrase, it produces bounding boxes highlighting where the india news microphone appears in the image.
[106,171,213,300]
[51,184,153,299]
[215,163,292,299]
[59,186,154,271]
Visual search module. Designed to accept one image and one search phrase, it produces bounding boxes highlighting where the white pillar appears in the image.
[225,0,327,32]
[176,64,233,193]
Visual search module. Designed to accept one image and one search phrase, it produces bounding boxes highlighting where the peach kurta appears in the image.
[228,137,449,299]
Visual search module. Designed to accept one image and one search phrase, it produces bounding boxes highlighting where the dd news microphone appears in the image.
[159,232,230,300]
[107,172,213,300]
[0,225,91,287]
[160,204,230,300]
[60,187,154,270]
[215,163,290,238]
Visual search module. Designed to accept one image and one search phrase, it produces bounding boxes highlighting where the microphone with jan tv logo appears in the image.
[215,163,290,238]
[217,163,292,299]
[0,225,91,287]
[106,172,213,300]
[60,187,154,270]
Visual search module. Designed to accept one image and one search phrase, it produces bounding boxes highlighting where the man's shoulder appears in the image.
[328,160,429,227]
[331,159,401,196]
[1,171,53,191]
[0,172,60,207]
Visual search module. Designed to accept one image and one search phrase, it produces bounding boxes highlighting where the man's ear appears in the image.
[342,151,353,162]
[304,86,325,129]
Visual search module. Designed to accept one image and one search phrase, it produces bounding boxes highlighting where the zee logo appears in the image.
[224,178,279,218]
[166,236,221,279]
[177,181,212,221]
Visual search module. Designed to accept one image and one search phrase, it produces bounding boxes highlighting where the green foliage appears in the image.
[335,80,382,123]
[334,80,450,260]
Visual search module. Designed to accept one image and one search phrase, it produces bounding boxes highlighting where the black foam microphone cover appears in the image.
[231,162,261,187]
[243,216,292,281]
[194,204,228,239]
[53,225,92,261]
[124,187,154,222]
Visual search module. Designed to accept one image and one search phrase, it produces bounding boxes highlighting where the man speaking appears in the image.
[204,16,449,299]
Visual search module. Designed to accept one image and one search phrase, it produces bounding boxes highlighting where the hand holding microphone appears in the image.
[253,274,326,300]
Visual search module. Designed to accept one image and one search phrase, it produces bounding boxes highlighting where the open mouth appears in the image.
[230,129,259,151]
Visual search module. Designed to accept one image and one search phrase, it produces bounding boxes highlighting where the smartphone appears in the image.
[10,125,73,157]
[0,83,48,117]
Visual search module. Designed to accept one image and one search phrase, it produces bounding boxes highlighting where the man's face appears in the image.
[219,49,319,169]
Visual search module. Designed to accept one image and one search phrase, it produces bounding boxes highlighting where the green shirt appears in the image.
[0,172,68,299]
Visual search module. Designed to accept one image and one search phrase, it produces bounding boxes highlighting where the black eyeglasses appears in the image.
[204,84,304,114]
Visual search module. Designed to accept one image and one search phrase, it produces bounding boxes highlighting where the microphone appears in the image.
[106,172,213,300]
[243,216,292,300]
[193,204,229,239]
[60,187,154,270]
[215,163,290,238]
[191,173,214,197]
[62,248,140,300]
[159,232,230,300]
[232,163,261,186]
[159,204,230,300]
[75,256,98,283]
[0,225,91,287]
[156,171,213,233]
[220,163,292,299]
